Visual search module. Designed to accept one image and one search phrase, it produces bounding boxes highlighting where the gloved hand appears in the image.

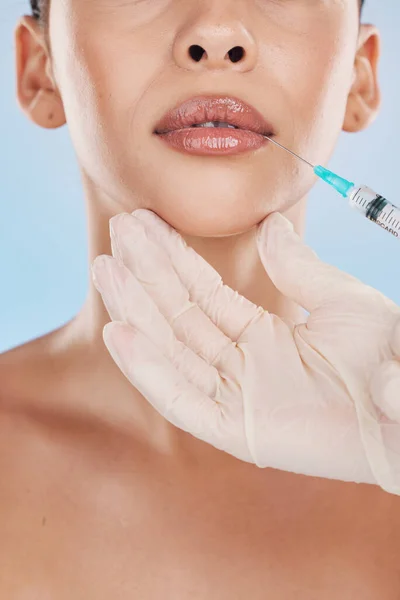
[91,208,400,495]
[367,329,400,490]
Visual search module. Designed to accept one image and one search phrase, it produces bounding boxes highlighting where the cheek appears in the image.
[285,30,357,162]
[51,14,161,191]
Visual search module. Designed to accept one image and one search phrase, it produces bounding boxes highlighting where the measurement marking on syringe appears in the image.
[353,189,362,205]
[385,208,394,221]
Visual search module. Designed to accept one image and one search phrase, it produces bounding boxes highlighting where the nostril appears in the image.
[188,45,245,63]
[228,47,245,63]
[188,45,206,62]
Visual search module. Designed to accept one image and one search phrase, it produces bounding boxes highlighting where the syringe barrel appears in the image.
[347,185,400,239]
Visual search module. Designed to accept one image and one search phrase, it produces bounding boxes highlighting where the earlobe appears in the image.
[342,105,362,133]
[26,87,66,130]
[342,25,381,134]
[14,15,66,129]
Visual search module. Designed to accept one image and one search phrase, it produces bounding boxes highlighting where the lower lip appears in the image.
[154,127,269,156]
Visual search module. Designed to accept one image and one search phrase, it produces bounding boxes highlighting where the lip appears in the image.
[153,95,276,137]
[154,128,269,156]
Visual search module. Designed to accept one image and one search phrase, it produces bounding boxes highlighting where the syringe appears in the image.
[264,135,400,241]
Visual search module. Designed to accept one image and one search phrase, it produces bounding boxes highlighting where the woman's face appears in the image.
[49,0,363,236]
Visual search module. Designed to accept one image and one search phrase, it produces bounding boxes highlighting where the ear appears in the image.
[14,15,66,129]
[342,24,381,133]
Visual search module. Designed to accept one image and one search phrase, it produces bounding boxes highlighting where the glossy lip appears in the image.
[154,127,268,156]
[153,95,276,137]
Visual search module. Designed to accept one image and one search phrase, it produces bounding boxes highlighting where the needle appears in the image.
[263,135,315,169]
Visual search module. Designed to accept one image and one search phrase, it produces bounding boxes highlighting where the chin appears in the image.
[141,198,268,238]
[145,177,293,236]
[118,162,306,237]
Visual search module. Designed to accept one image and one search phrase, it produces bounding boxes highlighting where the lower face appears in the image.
[50,0,360,236]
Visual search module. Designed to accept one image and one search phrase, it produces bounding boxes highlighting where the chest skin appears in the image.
[1,405,400,600]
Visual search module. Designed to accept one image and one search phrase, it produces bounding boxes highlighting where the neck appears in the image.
[56,170,309,458]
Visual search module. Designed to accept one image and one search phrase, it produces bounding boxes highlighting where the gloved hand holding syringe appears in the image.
[264,135,400,240]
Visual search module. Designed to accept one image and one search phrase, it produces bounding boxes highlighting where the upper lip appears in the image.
[153,95,275,136]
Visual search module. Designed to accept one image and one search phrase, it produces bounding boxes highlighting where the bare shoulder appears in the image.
[0,328,76,466]
[0,327,103,503]
[0,337,50,494]
[0,321,76,407]
[0,333,54,445]
[0,324,126,476]
[0,333,54,409]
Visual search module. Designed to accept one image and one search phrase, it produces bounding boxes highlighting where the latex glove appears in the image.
[367,325,400,488]
[91,209,400,495]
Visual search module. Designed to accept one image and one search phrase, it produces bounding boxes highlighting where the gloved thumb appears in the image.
[256,211,364,314]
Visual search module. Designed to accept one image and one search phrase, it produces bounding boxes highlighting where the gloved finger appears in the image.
[102,320,222,444]
[129,208,265,342]
[257,212,399,316]
[109,212,235,366]
[92,254,220,399]
[369,359,400,422]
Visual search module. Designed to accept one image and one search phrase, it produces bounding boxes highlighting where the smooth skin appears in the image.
[1,0,400,597]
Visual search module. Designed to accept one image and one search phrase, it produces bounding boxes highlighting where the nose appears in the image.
[172,11,257,73]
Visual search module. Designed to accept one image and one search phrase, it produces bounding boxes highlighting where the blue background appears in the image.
[1,0,399,353]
